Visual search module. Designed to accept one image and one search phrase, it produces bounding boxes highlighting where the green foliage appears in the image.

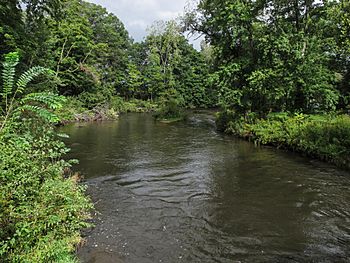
[189,0,350,167]
[173,37,213,108]
[154,89,186,121]
[186,0,349,114]
[1,0,215,113]
[55,96,87,122]
[218,110,350,168]
[55,95,158,123]
[0,53,92,262]
[0,52,65,132]
[0,120,92,262]
[2,52,19,101]
[0,0,61,66]
[122,99,158,113]
[126,20,214,108]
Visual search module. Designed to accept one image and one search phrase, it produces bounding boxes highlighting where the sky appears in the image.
[86,0,202,49]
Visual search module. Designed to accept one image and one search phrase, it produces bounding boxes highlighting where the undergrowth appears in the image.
[217,110,350,168]
[0,52,93,262]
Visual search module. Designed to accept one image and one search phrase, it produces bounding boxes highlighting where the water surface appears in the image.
[61,113,350,263]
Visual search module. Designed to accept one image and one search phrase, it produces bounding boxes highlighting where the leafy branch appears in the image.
[0,52,66,132]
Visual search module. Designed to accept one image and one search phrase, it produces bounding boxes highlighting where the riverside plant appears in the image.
[0,52,93,262]
[217,110,350,169]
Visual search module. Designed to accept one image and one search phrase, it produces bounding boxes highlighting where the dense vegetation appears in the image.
[0,52,92,262]
[184,0,350,168]
[185,0,350,114]
[1,0,350,261]
[217,111,350,168]
[0,0,213,120]
[2,0,349,117]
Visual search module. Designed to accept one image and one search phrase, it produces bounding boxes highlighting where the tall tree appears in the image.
[46,0,131,98]
[185,0,344,114]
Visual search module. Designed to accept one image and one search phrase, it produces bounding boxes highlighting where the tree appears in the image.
[326,0,350,108]
[146,20,182,92]
[0,0,62,67]
[46,0,131,99]
[84,2,131,92]
[185,0,344,114]
[125,62,143,99]
[140,19,212,106]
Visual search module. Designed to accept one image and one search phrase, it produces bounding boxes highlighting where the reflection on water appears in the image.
[61,113,350,263]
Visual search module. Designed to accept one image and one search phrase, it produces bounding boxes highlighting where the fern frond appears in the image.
[0,52,62,132]
[16,67,54,94]
[1,52,19,99]
[14,105,61,123]
[20,92,66,110]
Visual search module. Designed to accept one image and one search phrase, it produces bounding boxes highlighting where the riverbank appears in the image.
[56,96,207,125]
[216,110,350,169]
[56,96,158,124]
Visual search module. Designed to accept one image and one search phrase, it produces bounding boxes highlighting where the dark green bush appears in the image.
[217,110,350,168]
[0,121,92,263]
[0,52,93,262]
[154,97,186,121]
[154,90,186,121]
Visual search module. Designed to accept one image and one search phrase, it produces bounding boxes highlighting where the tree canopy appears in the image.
[185,0,350,114]
[1,0,349,113]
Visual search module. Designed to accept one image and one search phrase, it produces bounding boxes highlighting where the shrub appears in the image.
[0,122,92,263]
[55,96,86,122]
[154,97,186,121]
[217,108,350,168]
[0,52,93,262]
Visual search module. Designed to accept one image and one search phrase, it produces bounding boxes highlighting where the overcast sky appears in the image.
[86,0,201,49]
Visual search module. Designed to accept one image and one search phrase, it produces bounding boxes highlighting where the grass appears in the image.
[217,110,350,169]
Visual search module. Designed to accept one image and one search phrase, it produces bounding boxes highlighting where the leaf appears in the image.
[1,52,19,100]
[16,67,54,94]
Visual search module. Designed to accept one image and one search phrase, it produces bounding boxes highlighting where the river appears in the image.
[61,113,350,263]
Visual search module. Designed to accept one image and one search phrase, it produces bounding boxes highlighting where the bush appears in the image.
[56,95,159,123]
[299,115,350,164]
[217,109,350,168]
[154,90,186,122]
[120,98,158,113]
[0,121,92,262]
[0,52,93,262]
[154,97,186,121]
[55,96,87,122]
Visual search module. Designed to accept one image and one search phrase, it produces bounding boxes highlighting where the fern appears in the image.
[16,92,66,123]
[0,52,62,131]
[21,92,66,110]
[15,105,61,123]
[16,67,54,94]
[1,52,19,102]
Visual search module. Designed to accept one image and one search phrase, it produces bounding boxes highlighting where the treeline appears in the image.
[1,0,214,114]
[186,0,350,114]
[2,0,349,114]
[185,0,350,167]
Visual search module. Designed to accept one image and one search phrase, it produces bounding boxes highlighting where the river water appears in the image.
[61,113,350,263]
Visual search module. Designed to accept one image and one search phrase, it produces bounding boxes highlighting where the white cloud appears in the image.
[128,20,148,29]
[156,10,180,20]
[85,0,203,50]
[86,0,188,42]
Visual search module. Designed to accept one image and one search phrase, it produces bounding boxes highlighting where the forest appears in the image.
[0,0,349,262]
